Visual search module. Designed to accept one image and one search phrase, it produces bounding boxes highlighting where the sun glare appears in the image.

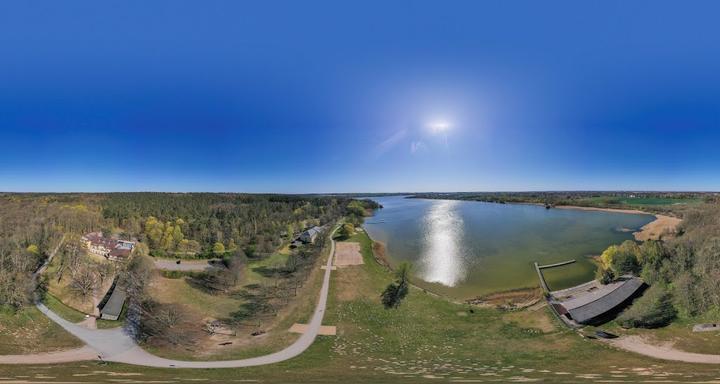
[429,121,451,133]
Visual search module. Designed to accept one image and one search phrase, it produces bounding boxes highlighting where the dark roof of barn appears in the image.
[100,287,127,318]
[562,277,644,324]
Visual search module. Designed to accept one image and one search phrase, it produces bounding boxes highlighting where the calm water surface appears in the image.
[363,196,654,299]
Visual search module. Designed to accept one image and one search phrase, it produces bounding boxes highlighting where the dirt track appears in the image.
[0,346,98,364]
[608,335,720,364]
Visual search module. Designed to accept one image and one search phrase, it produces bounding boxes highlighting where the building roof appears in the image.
[83,232,135,259]
[557,276,645,324]
[100,286,126,319]
[306,226,322,235]
[83,232,116,249]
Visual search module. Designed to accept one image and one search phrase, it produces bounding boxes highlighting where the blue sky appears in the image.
[1,1,720,192]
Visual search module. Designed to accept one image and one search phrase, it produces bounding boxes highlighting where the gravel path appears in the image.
[608,335,720,364]
[0,346,98,364]
[2,229,337,368]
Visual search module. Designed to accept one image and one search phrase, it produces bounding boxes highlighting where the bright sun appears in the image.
[429,121,451,133]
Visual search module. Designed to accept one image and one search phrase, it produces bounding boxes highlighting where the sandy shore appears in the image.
[634,214,682,241]
[554,205,681,241]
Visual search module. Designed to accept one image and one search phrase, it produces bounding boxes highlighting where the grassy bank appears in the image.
[0,305,83,354]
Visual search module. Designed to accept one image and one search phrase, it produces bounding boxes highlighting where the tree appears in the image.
[136,301,201,347]
[599,245,618,271]
[600,241,641,276]
[381,262,412,309]
[692,237,720,310]
[134,241,150,257]
[212,242,226,256]
[69,266,97,300]
[595,267,615,285]
[337,223,354,239]
[617,285,677,328]
[26,244,40,256]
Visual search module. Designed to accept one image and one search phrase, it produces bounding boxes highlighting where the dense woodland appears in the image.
[596,204,720,328]
[101,193,378,258]
[0,193,379,313]
[0,195,102,308]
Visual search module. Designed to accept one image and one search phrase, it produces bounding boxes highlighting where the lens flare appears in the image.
[429,121,451,133]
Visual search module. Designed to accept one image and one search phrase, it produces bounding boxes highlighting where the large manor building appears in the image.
[81,232,135,261]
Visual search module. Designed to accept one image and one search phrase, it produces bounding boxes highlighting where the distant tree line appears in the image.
[411,191,714,215]
[100,193,378,258]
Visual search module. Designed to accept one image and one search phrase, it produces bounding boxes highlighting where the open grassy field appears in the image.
[145,235,327,361]
[3,231,720,382]
[579,196,704,207]
[618,197,704,206]
[150,276,242,320]
[0,305,82,354]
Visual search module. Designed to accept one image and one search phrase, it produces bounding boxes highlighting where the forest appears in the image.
[595,204,720,328]
[0,193,379,311]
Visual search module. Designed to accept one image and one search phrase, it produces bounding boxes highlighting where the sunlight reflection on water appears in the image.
[421,200,465,286]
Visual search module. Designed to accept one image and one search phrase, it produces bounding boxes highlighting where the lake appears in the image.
[362,196,655,299]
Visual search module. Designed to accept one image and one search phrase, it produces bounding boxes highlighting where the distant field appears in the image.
[580,196,703,207]
[617,197,703,205]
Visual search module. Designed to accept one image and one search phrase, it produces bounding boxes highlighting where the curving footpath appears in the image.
[1,230,337,368]
[607,335,720,364]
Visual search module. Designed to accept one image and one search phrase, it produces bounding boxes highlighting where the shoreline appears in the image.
[360,201,682,303]
[361,228,466,304]
[553,205,681,241]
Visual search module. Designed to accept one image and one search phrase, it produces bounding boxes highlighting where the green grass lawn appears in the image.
[579,196,703,207]
[42,293,87,323]
[5,230,720,382]
[618,197,703,206]
[0,305,82,354]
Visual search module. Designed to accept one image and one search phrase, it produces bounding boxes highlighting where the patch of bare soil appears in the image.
[334,242,363,266]
[371,241,391,269]
[502,309,556,333]
[466,288,542,310]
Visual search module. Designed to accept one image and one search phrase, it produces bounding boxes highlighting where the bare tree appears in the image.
[69,266,97,300]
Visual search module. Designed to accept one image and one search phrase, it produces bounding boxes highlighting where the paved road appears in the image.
[3,228,337,368]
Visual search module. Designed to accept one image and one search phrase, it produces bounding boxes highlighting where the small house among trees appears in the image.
[299,226,323,244]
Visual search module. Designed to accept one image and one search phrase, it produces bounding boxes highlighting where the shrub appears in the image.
[618,285,677,328]
[381,262,412,309]
[595,267,615,285]
[381,282,408,309]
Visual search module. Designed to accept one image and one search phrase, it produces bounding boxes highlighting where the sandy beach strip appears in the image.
[554,205,681,241]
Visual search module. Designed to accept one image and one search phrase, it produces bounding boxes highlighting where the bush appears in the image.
[381,282,408,309]
[159,270,205,279]
[617,285,677,328]
[595,267,615,285]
